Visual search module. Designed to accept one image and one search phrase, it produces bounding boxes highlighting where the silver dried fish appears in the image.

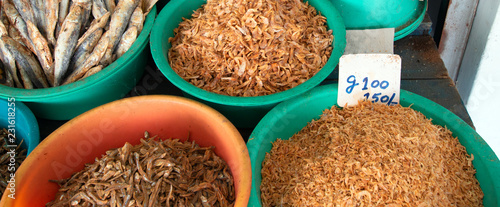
[0,36,22,88]
[69,28,103,74]
[114,26,137,58]
[26,20,54,85]
[53,4,84,86]
[128,6,144,33]
[45,0,59,46]
[92,0,108,19]
[2,35,49,88]
[2,0,36,53]
[63,33,109,85]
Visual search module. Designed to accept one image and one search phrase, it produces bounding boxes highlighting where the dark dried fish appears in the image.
[63,33,109,84]
[53,4,84,86]
[45,0,59,46]
[114,26,137,58]
[69,28,103,75]
[0,129,27,194]
[92,0,108,19]
[2,0,36,53]
[0,33,22,88]
[47,133,235,206]
[26,20,54,85]
[2,35,49,88]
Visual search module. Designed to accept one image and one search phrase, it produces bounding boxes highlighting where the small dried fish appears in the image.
[10,0,35,26]
[45,0,59,46]
[128,6,144,33]
[80,65,103,79]
[17,63,34,89]
[92,0,108,19]
[76,12,110,48]
[56,0,71,38]
[103,0,116,15]
[0,129,27,194]
[141,0,158,17]
[29,0,46,35]
[0,32,22,88]
[73,0,93,35]
[63,33,108,85]
[2,0,36,53]
[69,28,103,74]
[0,20,7,36]
[47,133,235,206]
[53,4,84,86]
[107,0,139,52]
[26,20,54,85]
[2,35,49,88]
[114,26,137,58]
[1,66,14,87]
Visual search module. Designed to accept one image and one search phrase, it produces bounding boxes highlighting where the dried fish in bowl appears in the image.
[168,0,334,97]
[0,0,158,88]
[0,128,27,194]
[261,101,484,206]
[46,132,236,206]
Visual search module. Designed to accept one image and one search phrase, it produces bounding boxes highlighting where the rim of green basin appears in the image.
[0,6,157,101]
[150,0,346,107]
[247,84,500,206]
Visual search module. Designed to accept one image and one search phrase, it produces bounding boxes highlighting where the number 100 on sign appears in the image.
[338,54,401,107]
[346,75,397,105]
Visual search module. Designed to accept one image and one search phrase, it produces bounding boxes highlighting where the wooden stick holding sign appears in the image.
[337,54,401,107]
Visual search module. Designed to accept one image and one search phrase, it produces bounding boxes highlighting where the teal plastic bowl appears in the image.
[331,0,427,40]
[247,84,500,206]
[0,99,40,154]
[150,0,346,128]
[0,6,157,120]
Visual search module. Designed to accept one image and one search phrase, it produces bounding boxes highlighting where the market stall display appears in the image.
[0,95,251,207]
[247,84,500,206]
[0,1,157,120]
[151,0,346,127]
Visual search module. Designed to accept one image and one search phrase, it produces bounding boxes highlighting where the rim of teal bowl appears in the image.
[247,84,500,206]
[0,99,39,155]
[394,0,427,40]
[150,0,346,107]
[0,6,157,101]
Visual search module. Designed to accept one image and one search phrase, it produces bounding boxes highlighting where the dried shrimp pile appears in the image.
[169,0,334,96]
[261,102,483,206]
[0,0,157,88]
[47,133,235,206]
[0,128,27,194]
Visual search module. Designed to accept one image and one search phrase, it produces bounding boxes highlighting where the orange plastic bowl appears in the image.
[0,95,251,206]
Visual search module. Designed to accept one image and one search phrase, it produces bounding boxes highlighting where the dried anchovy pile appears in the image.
[0,0,157,88]
[47,133,235,206]
[0,128,27,194]
[169,0,333,97]
[261,102,484,206]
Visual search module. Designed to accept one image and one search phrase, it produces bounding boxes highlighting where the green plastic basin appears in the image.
[0,6,157,120]
[331,0,428,40]
[247,84,500,206]
[150,0,346,128]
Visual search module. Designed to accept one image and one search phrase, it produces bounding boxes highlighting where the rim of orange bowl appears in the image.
[150,0,346,107]
[1,95,251,206]
[0,6,156,101]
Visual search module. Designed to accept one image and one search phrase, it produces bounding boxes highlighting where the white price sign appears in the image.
[337,54,401,107]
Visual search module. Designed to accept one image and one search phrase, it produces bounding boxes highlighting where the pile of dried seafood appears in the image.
[0,128,27,194]
[169,0,334,97]
[261,101,483,206]
[47,133,235,206]
[0,0,157,88]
